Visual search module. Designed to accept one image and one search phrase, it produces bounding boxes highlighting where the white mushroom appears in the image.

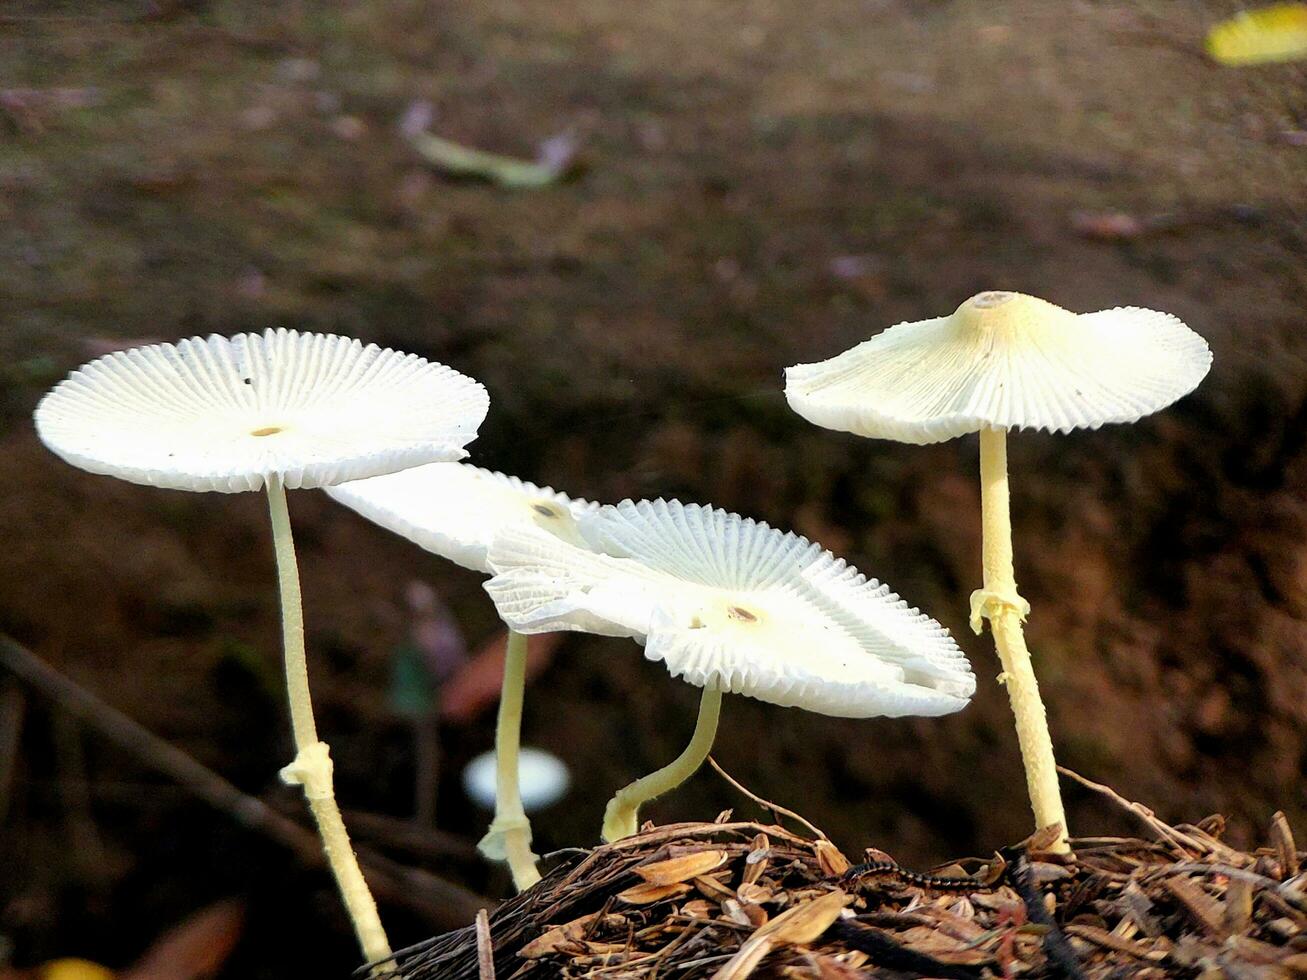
[35,329,489,966]
[327,462,596,574]
[463,747,571,813]
[36,329,487,492]
[485,497,975,841]
[784,291,1210,445]
[326,462,595,890]
[785,290,1212,851]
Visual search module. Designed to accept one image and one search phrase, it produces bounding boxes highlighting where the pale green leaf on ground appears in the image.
[409,132,576,189]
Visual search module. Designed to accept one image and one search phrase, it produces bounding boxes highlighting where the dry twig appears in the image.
[707,755,830,841]
[0,683,25,825]
[1058,765,1210,855]
[0,633,485,929]
[474,908,496,980]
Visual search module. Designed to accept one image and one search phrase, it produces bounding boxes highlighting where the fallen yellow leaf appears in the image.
[1206,4,1307,65]
[41,961,115,980]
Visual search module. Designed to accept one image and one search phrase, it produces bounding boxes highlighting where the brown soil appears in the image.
[0,0,1305,976]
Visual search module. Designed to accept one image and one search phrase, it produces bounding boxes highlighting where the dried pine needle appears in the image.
[388,794,1307,980]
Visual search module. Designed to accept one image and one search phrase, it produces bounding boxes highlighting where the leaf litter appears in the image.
[385,778,1307,979]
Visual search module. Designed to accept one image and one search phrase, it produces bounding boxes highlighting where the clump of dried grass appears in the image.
[387,776,1306,979]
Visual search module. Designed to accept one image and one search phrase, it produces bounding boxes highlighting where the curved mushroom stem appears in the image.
[602,684,723,843]
[265,476,394,970]
[970,427,1070,854]
[476,628,542,891]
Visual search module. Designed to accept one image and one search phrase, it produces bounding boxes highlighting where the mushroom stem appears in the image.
[265,476,395,970]
[477,628,542,891]
[972,427,1069,853]
[601,684,723,843]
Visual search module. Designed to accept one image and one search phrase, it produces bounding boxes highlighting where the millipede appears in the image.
[841,857,1008,893]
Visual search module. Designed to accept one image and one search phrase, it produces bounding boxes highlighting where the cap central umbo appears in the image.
[971,290,1016,309]
[726,605,759,623]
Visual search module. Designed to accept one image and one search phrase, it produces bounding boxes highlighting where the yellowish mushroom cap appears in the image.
[785,291,1212,445]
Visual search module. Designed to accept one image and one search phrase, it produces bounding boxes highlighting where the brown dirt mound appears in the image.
[390,793,1307,979]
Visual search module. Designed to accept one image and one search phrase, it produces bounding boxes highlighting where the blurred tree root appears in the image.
[0,634,488,931]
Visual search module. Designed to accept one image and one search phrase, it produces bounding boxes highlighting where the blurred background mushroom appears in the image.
[462,747,570,815]
[387,580,467,828]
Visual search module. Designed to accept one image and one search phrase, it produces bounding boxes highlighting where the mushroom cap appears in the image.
[326,462,597,574]
[485,498,975,719]
[34,329,489,492]
[785,291,1212,445]
[462,747,571,812]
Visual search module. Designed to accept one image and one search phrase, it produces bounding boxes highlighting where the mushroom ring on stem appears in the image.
[785,290,1212,852]
[484,497,976,841]
[35,329,489,967]
[327,461,597,890]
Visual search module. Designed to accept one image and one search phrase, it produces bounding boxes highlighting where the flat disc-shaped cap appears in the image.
[486,498,975,718]
[35,329,489,492]
[785,291,1212,445]
[326,462,596,573]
